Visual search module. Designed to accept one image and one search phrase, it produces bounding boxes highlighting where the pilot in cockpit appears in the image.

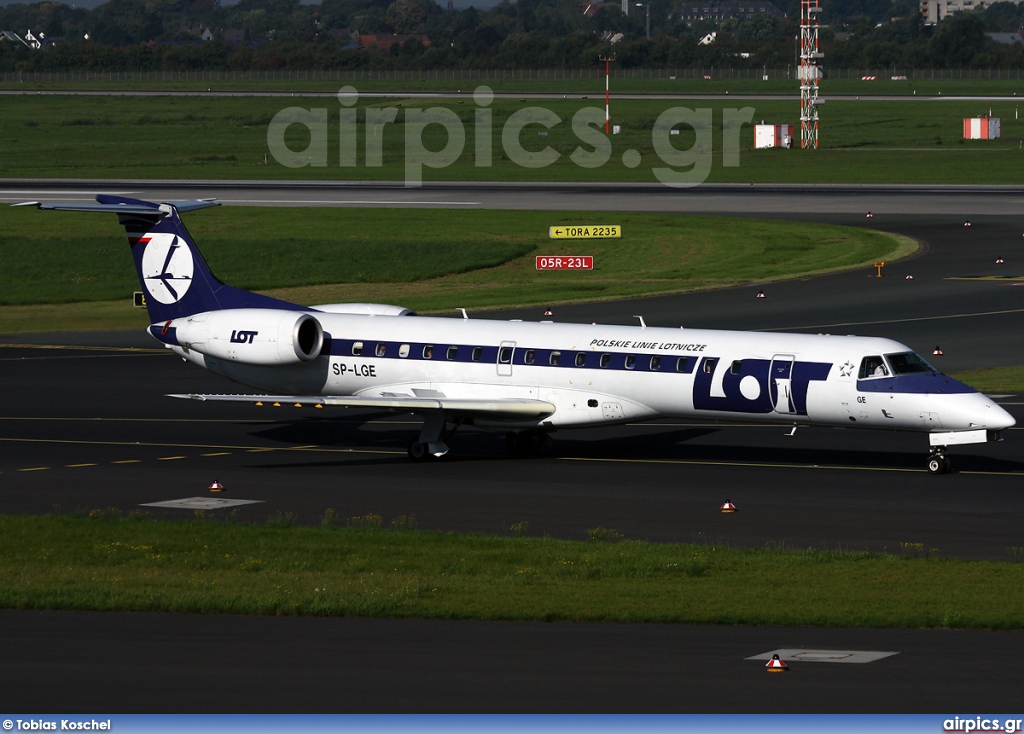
[863,356,888,377]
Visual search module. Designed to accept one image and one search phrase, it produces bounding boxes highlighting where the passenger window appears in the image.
[549,351,561,366]
[731,360,743,375]
[375,343,386,357]
[575,352,587,367]
[472,347,483,362]
[676,357,691,373]
[600,354,611,368]
[859,356,888,379]
[524,350,535,365]
[703,358,717,374]
[446,346,458,361]
[625,355,636,370]
[399,344,410,358]
[352,341,363,356]
[651,356,662,371]
[422,345,434,359]
[499,347,513,364]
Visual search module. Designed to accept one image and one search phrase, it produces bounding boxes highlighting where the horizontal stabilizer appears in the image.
[168,199,222,213]
[168,393,557,420]
[20,199,220,215]
[28,202,167,215]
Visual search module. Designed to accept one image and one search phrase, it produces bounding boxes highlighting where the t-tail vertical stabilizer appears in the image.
[26,195,304,323]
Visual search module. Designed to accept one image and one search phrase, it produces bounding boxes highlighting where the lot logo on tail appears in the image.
[140,233,195,304]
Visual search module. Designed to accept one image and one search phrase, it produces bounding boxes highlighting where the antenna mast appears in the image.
[799,0,822,149]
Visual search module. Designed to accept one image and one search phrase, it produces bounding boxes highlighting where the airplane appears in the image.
[23,194,1015,474]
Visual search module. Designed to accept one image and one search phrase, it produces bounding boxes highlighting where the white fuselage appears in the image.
[168,313,1014,436]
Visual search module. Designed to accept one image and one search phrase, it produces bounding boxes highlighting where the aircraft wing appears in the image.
[168,393,557,420]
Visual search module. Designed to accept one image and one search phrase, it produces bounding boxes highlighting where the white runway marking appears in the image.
[216,198,480,206]
[141,497,263,510]
[0,190,133,195]
[747,649,900,664]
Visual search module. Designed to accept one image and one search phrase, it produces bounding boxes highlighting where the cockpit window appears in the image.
[859,355,889,379]
[886,352,936,375]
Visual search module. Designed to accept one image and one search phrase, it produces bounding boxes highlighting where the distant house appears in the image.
[674,1,784,22]
[921,0,1024,25]
[200,27,214,42]
[0,30,29,46]
[986,31,1024,44]
[358,34,431,51]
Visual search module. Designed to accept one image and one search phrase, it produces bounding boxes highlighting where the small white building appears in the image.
[754,123,793,149]
[922,0,1024,25]
[963,117,1000,140]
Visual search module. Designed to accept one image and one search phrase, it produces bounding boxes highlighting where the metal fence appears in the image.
[4,68,1024,83]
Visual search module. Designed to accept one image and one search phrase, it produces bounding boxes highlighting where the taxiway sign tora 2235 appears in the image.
[24,196,1014,473]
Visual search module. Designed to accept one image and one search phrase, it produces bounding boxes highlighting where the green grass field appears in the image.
[0,206,912,331]
[2,94,1023,182]
[2,513,1022,628]
[5,73,1024,97]
[949,365,1024,394]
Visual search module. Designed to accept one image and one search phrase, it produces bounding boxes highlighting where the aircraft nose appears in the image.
[986,403,1016,431]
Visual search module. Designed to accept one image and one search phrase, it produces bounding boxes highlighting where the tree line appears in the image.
[2,0,1024,72]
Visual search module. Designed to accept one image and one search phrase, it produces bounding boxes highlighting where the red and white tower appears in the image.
[799,0,822,149]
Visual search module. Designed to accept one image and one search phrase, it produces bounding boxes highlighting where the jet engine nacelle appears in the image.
[169,308,324,365]
[311,302,416,316]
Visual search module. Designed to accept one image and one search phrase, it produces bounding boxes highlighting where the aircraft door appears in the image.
[497,340,515,377]
[770,354,797,415]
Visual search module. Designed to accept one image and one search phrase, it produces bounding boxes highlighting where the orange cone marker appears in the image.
[964,220,972,227]
[905,275,914,280]
[766,654,789,673]
[866,211,873,218]
[932,346,943,356]
[720,500,737,513]
[996,257,1004,264]
[756,290,766,299]
[209,481,224,493]
[544,308,553,316]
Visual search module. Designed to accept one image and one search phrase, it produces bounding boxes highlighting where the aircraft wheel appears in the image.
[505,430,550,457]
[407,440,430,462]
[505,432,523,456]
[524,430,553,454]
[927,454,951,475]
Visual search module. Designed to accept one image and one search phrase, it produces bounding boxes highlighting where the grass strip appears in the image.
[0,207,912,332]
[4,76,1024,97]
[951,365,1024,394]
[3,95,1024,182]
[2,513,1023,628]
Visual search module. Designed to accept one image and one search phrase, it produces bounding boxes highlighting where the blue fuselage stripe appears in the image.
[328,338,699,374]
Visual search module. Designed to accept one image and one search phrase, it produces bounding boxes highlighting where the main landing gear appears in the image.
[505,429,552,457]
[406,413,462,462]
[406,439,436,461]
[927,449,952,475]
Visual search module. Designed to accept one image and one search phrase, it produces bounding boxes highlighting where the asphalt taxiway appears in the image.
[0,184,1022,712]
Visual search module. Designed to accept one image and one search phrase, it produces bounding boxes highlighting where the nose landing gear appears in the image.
[927,449,952,475]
